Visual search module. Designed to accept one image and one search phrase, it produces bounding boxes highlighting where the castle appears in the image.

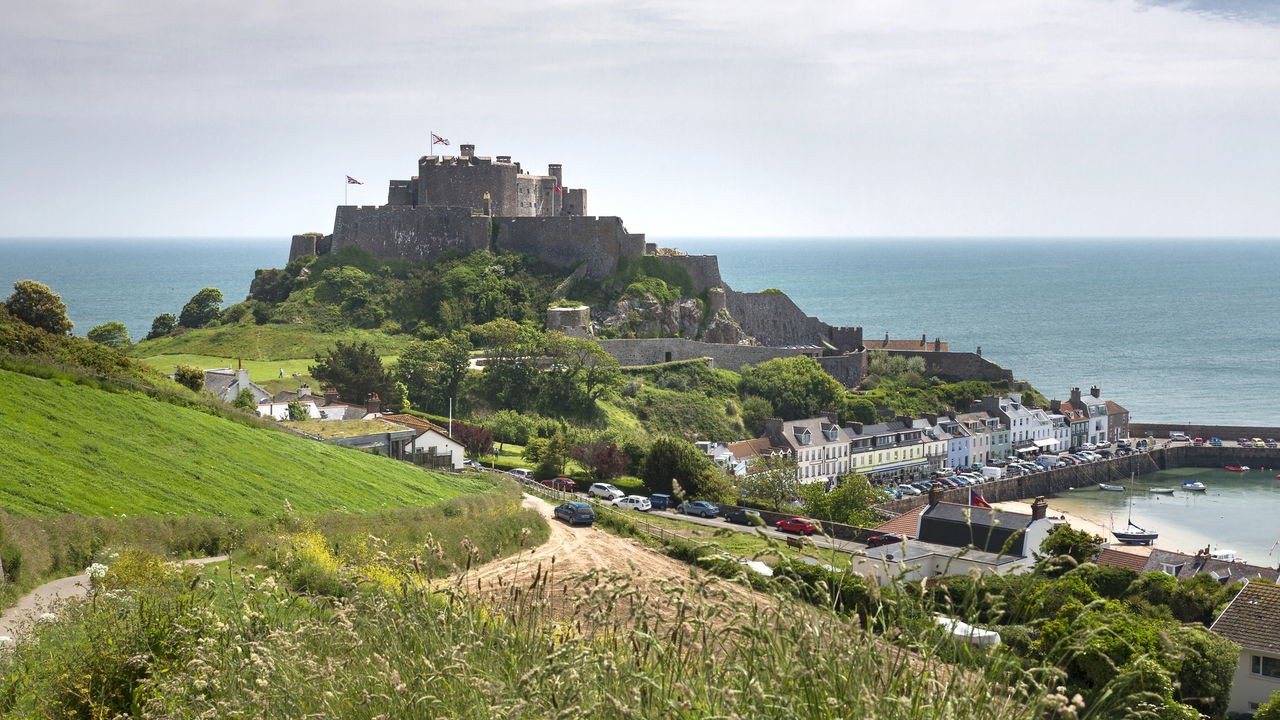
[289,143,1012,387]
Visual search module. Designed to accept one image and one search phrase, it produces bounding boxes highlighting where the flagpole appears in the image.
[344,177,348,206]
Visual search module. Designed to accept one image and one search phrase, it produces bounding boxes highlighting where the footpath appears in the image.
[0,555,227,639]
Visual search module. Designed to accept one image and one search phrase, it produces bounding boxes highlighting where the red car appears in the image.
[541,477,576,491]
[776,517,821,535]
[865,533,903,548]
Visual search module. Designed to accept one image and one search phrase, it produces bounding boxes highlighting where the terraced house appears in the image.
[846,419,927,484]
[762,413,850,485]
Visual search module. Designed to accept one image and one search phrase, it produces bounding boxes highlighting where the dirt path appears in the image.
[461,495,771,625]
[0,555,227,639]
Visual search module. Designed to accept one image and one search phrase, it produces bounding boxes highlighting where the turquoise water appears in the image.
[1043,467,1280,563]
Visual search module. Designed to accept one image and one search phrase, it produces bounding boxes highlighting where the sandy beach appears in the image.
[991,499,1152,557]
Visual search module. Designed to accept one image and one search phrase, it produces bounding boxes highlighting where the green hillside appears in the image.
[0,369,489,517]
[129,323,411,362]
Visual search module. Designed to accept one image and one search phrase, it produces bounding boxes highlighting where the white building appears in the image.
[763,413,851,485]
[1209,581,1280,716]
[256,400,320,420]
[1069,386,1110,445]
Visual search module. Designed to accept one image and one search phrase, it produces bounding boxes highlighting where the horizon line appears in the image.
[3,235,1280,242]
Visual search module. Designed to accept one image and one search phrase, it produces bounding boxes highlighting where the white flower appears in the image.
[86,563,109,579]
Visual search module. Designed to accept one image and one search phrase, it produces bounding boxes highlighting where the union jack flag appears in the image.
[431,133,450,146]
[346,176,362,185]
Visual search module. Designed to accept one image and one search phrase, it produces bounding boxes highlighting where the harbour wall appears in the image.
[876,446,1280,515]
[1130,422,1280,442]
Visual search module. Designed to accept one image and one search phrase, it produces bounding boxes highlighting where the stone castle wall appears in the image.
[877,349,1012,382]
[493,216,646,281]
[321,206,490,263]
[598,338,817,372]
[654,254,725,295]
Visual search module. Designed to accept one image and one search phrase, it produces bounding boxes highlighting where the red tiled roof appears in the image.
[869,339,950,351]
[874,506,925,538]
[1094,547,1148,573]
[728,438,778,460]
[1211,582,1280,654]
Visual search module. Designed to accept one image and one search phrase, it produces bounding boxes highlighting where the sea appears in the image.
[3,237,1280,557]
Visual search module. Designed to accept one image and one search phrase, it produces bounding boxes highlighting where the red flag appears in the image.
[431,133,450,146]
[969,490,992,509]
[553,185,562,193]
[346,176,362,185]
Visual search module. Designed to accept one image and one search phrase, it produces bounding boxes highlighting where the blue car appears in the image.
[554,502,596,526]
[678,500,720,518]
[649,493,677,510]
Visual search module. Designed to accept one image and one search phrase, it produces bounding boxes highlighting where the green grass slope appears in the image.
[129,323,411,361]
[0,369,490,517]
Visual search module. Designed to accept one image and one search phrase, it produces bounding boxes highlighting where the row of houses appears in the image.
[723,387,1129,486]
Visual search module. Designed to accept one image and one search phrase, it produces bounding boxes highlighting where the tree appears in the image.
[843,396,879,423]
[232,388,257,412]
[86,321,131,350]
[249,268,294,304]
[572,440,628,480]
[5,280,73,334]
[487,409,536,446]
[178,288,224,329]
[286,401,310,421]
[310,341,396,409]
[394,332,472,415]
[146,313,177,340]
[737,453,799,511]
[173,364,204,393]
[535,431,572,480]
[1256,690,1280,720]
[739,395,774,436]
[798,473,887,527]
[739,356,844,421]
[1040,524,1104,564]
[640,437,714,496]
[453,421,494,459]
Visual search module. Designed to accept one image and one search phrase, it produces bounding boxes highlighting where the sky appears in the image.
[1,0,1278,239]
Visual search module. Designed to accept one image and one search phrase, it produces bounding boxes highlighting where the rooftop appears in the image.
[1210,582,1280,654]
[283,418,408,439]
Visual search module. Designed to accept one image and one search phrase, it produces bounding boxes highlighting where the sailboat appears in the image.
[1113,481,1158,545]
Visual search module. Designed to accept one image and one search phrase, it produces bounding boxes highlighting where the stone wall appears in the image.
[654,254,725,295]
[1130,422,1280,441]
[493,215,646,280]
[546,306,591,338]
[597,337,817,372]
[878,349,1012,382]
[417,155,519,215]
[816,353,868,387]
[725,289,862,349]
[327,206,490,263]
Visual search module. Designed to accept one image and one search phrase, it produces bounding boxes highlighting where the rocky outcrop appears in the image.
[600,296,702,339]
[701,310,750,345]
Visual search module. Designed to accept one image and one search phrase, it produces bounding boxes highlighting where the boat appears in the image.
[1181,480,1207,492]
[1148,488,1175,494]
[1113,479,1159,545]
[1098,483,1125,491]
[1224,465,1249,472]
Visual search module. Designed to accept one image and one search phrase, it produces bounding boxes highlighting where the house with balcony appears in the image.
[846,418,928,484]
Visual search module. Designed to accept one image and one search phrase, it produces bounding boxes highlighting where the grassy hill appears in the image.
[0,368,489,517]
[129,322,411,362]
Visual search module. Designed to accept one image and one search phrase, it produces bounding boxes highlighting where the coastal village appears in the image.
[3,140,1279,719]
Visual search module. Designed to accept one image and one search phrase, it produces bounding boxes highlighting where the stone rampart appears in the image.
[598,338,813,372]
[493,216,646,281]
[327,206,490,263]
[725,289,860,349]
[653,254,725,295]
[878,349,1012,382]
[816,353,868,387]
[1130,422,1280,441]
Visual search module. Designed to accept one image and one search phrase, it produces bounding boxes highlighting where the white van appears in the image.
[1034,455,1061,469]
[981,466,1004,480]
[510,468,534,480]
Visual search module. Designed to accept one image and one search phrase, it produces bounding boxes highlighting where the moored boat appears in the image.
[1181,480,1207,492]
[1148,488,1174,494]
[1224,466,1249,472]
[1098,483,1125,491]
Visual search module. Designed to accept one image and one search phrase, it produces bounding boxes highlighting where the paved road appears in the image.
[0,555,227,639]
[645,508,868,554]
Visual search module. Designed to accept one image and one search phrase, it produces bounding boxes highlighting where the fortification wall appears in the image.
[816,352,868,387]
[417,157,518,215]
[329,206,490,263]
[597,338,816,372]
[725,290,831,348]
[654,254,726,295]
[1130,422,1280,441]
[878,349,1012,382]
[493,216,646,281]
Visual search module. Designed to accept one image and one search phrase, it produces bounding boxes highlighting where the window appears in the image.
[1159,563,1184,576]
[1252,655,1280,679]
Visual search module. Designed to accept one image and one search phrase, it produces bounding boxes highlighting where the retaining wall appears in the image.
[1130,422,1280,441]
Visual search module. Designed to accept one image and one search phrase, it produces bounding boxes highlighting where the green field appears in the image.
[135,353,398,392]
[0,369,490,517]
[129,323,412,362]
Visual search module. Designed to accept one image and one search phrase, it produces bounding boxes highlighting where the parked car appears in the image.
[724,508,763,525]
[865,533,903,548]
[776,517,821,535]
[554,502,595,525]
[510,468,535,480]
[610,495,652,512]
[1239,438,1253,447]
[1096,440,1111,448]
[678,500,720,518]
[1210,437,1224,446]
[588,483,625,500]
[1192,437,1205,446]
[935,478,958,489]
[463,459,485,469]
[542,477,577,491]
[897,484,922,496]
[1253,438,1265,447]
[1096,450,1113,458]
[1267,439,1278,448]
[648,493,677,510]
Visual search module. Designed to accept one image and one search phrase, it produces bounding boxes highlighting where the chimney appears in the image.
[764,417,783,439]
[928,485,943,507]
[459,144,475,159]
[896,415,913,428]
[1070,387,1082,404]
[323,387,339,405]
[1090,386,1101,398]
[933,337,941,351]
[844,421,863,434]
[923,412,938,425]
[822,409,839,424]
[920,333,927,346]
[883,331,890,345]
[976,346,982,356]
[366,392,381,415]
[236,367,250,388]
[1031,496,1048,521]
[298,383,311,397]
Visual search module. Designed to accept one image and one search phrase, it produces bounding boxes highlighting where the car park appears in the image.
[776,517,821,535]
[554,502,596,525]
[723,508,763,525]
[648,493,677,510]
[679,500,720,518]
[588,483,625,500]
[542,477,577,491]
[865,533,903,548]
[611,495,652,511]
